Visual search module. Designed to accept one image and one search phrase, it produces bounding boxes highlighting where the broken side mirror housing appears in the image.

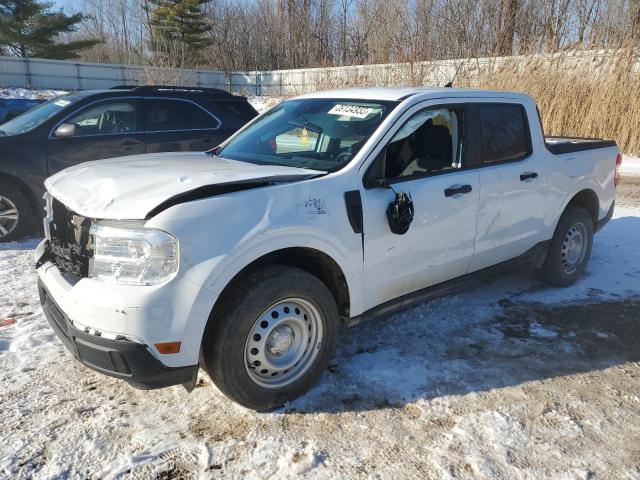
[54,123,76,138]
[364,147,389,189]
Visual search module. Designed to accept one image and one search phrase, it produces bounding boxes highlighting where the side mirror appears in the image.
[364,147,390,189]
[54,123,76,138]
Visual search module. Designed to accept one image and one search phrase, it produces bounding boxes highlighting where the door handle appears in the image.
[444,184,472,197]
[520,171,538,181]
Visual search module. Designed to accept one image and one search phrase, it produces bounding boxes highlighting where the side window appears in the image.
[65,100,138,136]
[275,126,320,154]
[145,100,219,132]
[206,101,257,129]
[384,107,464,180]
[479,104,530,164]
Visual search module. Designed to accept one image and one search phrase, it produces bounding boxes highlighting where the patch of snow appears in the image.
[620,154,640,177]
[0,208,639,478]
[247,96,282,114]
[0,87,66,100]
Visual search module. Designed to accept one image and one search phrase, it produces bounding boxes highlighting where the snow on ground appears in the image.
[621,154,640,177]
[247,96,283,114]
[0,87,66,100]
[1,205,639,478]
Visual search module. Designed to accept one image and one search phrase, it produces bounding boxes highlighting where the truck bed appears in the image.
[545,136,617,155]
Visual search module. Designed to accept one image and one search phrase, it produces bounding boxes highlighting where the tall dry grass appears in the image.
[457,48,640,155]
[308,48,640,155]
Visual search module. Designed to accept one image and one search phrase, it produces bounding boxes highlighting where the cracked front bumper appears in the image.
[38,279,197,389]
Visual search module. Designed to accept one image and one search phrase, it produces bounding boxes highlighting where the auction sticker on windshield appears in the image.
[328,104,374,119]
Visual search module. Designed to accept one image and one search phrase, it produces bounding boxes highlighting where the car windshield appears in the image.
[0,94,82,135]
[218,98,397,172]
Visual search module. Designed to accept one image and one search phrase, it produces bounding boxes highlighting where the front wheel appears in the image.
[202,265,339,410]
[0,182,33,243]
[538,205,594,287]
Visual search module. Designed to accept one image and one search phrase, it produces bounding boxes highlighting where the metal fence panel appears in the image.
[0,51,634,95]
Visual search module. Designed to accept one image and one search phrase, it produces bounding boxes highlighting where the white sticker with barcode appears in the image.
[328,104,374,119]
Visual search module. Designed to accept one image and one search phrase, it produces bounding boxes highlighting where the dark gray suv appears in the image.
[0,85,258,241]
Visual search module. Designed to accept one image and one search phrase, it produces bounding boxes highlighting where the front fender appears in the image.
[145,182,364,364]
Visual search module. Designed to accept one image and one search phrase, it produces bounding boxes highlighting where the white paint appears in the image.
[36,88,618,382]
[44,152,323,220]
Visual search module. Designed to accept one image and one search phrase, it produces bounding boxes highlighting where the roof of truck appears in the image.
[296,87,530,102]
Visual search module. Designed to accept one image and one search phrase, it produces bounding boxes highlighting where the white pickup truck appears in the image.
[36,88,621,410]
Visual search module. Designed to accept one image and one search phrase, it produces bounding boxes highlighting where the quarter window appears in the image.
[384,107,464,180]
[145,100,219,132]
[64,100,138,136]
[479,104,530,164]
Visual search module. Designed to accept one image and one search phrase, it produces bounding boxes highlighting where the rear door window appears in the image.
[145,99,220,132]
[479,104,530,164]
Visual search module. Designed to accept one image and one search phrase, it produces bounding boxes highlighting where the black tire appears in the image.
[0,182,33,243]
[202,265,339,411]
[538,205,594,287]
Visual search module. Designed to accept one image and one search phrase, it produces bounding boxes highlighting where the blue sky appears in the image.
[52,0,77,13]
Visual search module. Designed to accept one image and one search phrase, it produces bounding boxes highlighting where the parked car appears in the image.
[36,88,620,410]
[0,98,45,123]
[0,85,258,241]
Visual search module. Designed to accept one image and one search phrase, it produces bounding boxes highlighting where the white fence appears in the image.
[0,51,634,96]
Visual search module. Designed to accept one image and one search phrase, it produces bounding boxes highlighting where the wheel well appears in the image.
[566,189,599,226]
[0,173,40,220]
[213,248,351,322]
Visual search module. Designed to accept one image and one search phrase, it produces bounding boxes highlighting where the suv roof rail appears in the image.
[110,85,234,97]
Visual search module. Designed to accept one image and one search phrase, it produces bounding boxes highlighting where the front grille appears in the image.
[48,198,93,278]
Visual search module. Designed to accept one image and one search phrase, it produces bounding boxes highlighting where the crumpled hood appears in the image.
[45,152,322,219]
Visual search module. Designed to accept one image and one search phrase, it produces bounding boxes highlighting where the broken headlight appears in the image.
[89,222,178,286]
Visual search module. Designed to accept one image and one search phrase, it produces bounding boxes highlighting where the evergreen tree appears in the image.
[147,0,211,65]
[0,0,99,59]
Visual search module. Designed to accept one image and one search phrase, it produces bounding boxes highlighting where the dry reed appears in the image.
[457,48,640,155]
[306,49,640,155]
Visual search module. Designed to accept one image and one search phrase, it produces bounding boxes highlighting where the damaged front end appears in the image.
[37,193,94,278]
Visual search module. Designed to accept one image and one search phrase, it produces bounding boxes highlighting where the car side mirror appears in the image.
[54,123,76,138]
[364,147,390,189]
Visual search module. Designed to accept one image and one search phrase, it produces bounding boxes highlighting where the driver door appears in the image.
[360,103,480,309]
[47,98,145,175]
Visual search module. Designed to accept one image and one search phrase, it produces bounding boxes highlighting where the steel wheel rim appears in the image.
[0,196,19,239]
[244,298,324,389]
[561,221,588,274]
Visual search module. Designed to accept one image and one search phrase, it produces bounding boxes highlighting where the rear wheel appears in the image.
[0,182,32,243]
[538,205,594,287]
[202,265,339,411]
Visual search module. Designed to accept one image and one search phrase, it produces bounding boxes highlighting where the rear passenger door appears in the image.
[143,98,224,153]
[470,102,547,272]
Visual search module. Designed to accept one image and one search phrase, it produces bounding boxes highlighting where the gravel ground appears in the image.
[617,175,640,207]
[1,183,639,479]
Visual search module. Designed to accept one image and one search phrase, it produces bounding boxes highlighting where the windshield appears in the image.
[218,98,397,172]
[0,95,81,135]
